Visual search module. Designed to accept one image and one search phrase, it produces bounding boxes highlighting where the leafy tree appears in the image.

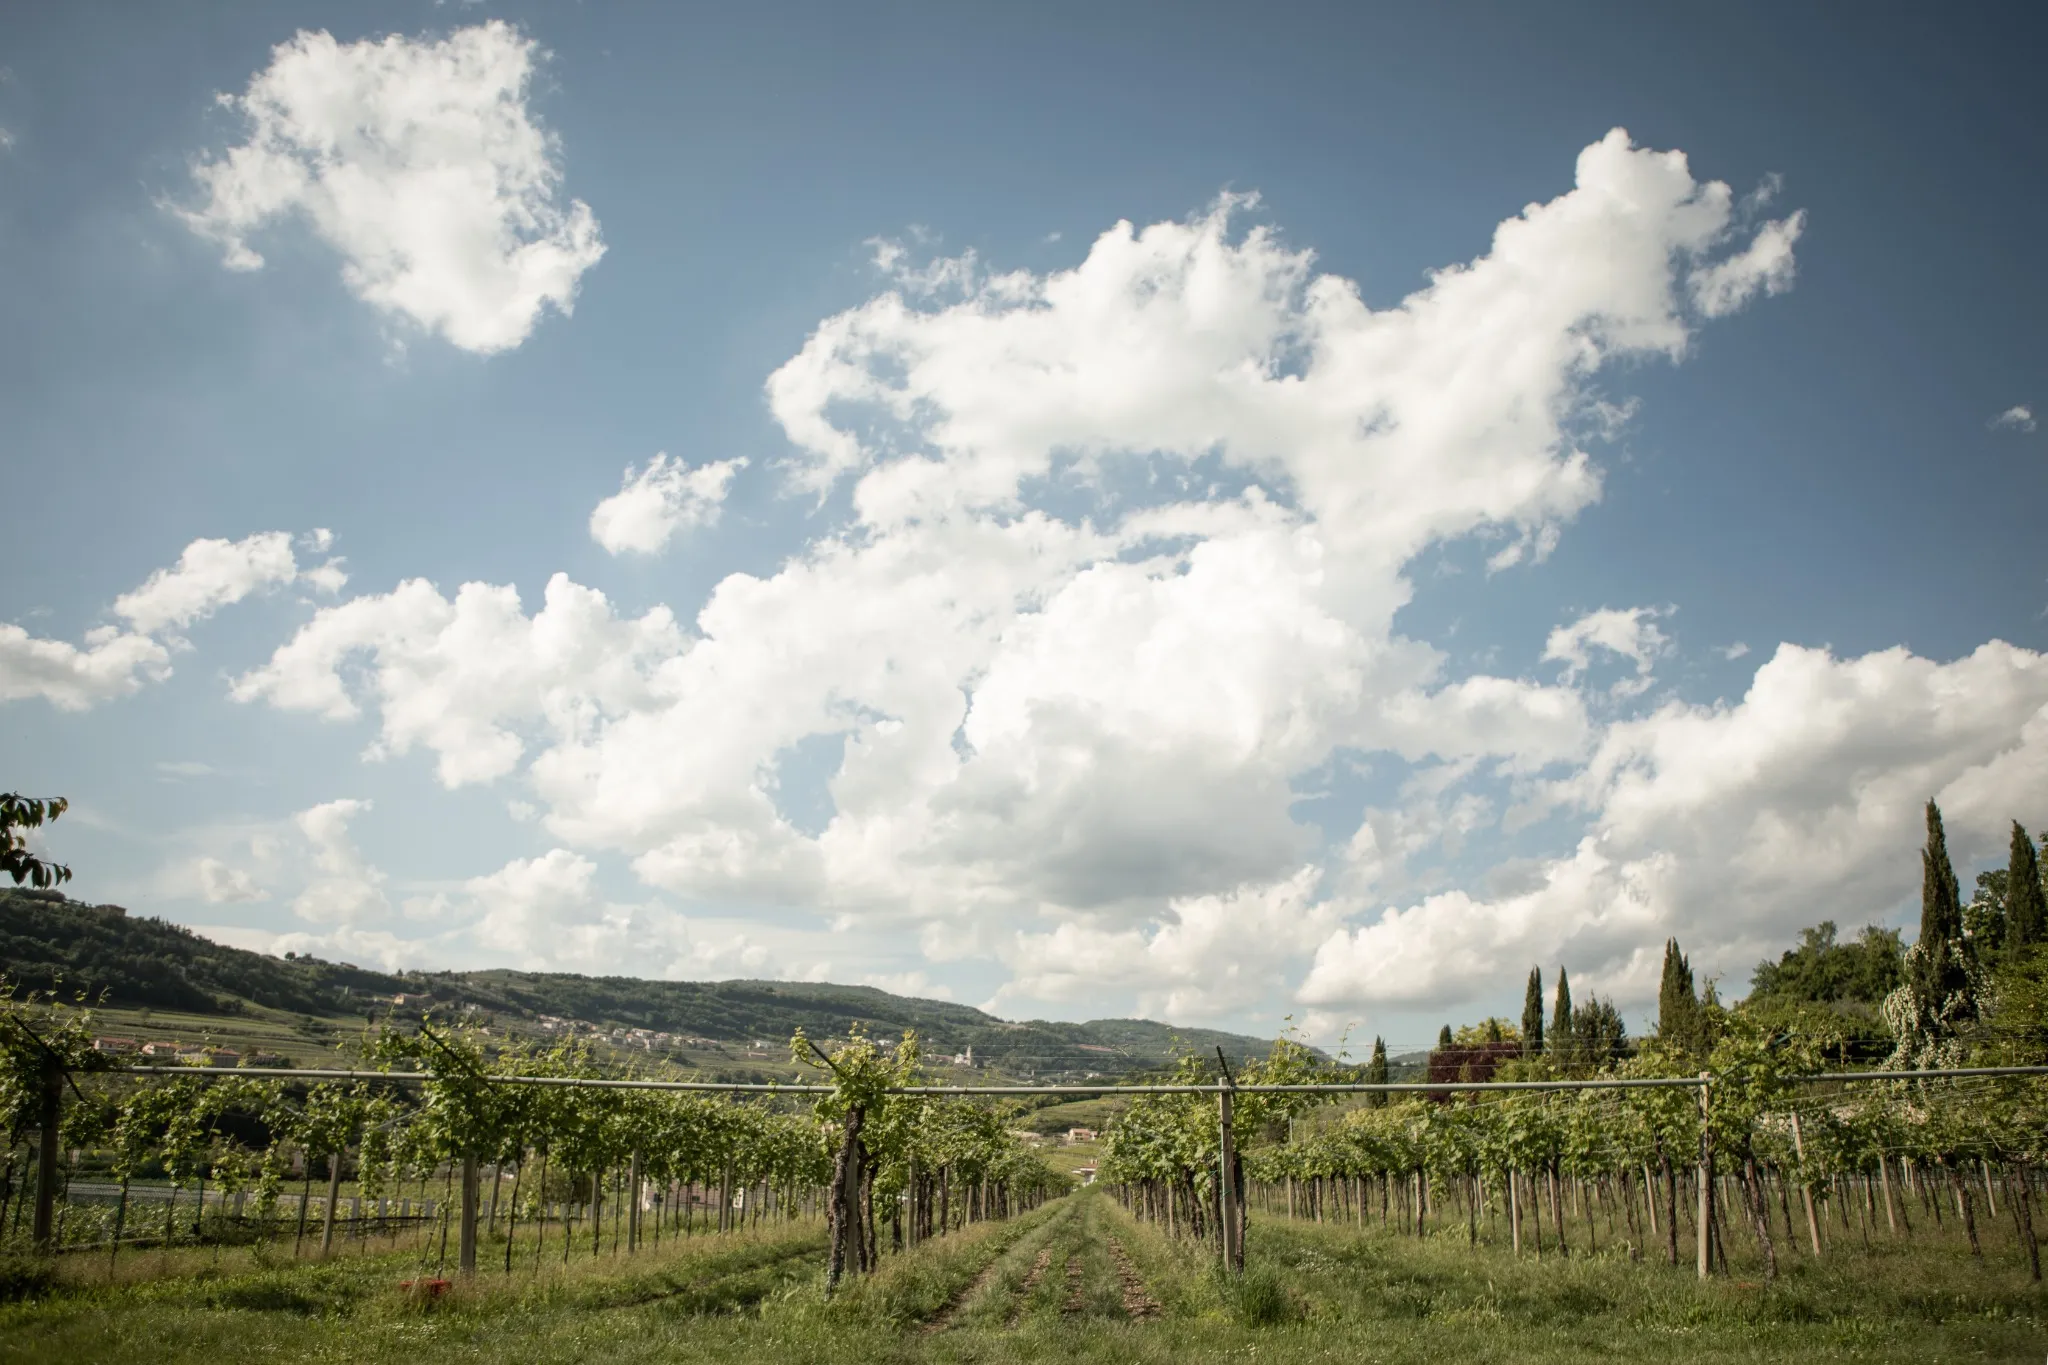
[1568,996,1627,1070]
[1983,944,2048,1064]
[1521,967,1544,1055]
[1364,1035,1388,1109]
[1,794,70,889]
[1454,1018,1519,1045]
[1748,922,1904,1007]
[1968,869,2010,954]
[1437,1024,1452,1050]
[2007,821,2047,951]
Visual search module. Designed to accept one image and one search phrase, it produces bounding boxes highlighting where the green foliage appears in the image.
[1549,968,1574,1063]
[2003,822,2046,951]
[1748,921,1904,1007]
[1566,995,1626,1069]
[793,1025,919,1123]
[1915,800,1975,1005]
[1657,937,1702,1055]
[1520,967,1543,1053]
[1451,1018,1518,1045]
[1983,942,2048,1064]
[1219,1259,1292,1325]
[0,793,69,890]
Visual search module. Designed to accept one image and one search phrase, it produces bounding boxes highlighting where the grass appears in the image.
[1,1188,2042,1363]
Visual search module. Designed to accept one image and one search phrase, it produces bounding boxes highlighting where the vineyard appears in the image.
[2,978,2045,1363]
[0,1004,1065,1290]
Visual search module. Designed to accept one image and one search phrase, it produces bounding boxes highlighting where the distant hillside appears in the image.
[0,889,1293,1075]
[0,888,408,1016]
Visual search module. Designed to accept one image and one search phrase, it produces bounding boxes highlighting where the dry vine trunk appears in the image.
[824,1103,867,1293]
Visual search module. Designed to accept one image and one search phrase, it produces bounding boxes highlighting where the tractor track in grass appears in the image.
[1106,1236,1160,1319]
[594,1238,825,1313]
[1061,1250,1087,1315]
[1005,1247,1053,1327]
[922,1251,1008,1335]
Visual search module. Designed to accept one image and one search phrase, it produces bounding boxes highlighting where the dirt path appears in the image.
[1061,1251,1087,1315]
[1005,1246,1052,1327]
[923,1251,1009,1334]
[1106,1236,1160,1319]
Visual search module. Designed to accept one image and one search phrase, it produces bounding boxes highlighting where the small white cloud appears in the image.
[588,453,746,555]
[1544,606,1672,698]
[114,531,307,635]
[197,856,265,903]
[0,625,170,710]
[178,22,604,354]
[1717,641,1751,661]
[0,529,337,712]
[1991,405,2036,433]
[1689,211,1805,318]
[860,971,955,1001]
[291,798,389,923]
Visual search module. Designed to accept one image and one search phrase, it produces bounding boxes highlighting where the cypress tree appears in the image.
[1522,967,1545,1054]
[1438,1024,1453,1050]
[2008,821,2047,950]
[1657,938,1698,1054]
[1917,799,1970,1002]
[1366,1035,1388,1108]
[1551,968,1575,1064]
[1921,800,1964,943]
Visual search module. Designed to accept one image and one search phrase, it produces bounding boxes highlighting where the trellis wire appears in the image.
[124,1062,2048,1095]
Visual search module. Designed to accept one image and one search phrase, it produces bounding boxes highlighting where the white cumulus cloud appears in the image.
[236,131,1808,1019]
[232,573,684,787]
[0,625,171,711]
[292,798,389,924]
[1991,405,2036,433]
[1,530,336,711]
[1301,641,2048,1014]
[114,530,342,636]
[589,454,747,555]
[180,22,604,354]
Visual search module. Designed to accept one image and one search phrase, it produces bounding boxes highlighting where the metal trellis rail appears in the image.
[120,1061,2048,1095]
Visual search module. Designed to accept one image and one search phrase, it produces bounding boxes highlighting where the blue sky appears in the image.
[2,2,2043,1053]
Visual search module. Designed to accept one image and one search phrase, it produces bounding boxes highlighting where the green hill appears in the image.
[0,888,1294,1076]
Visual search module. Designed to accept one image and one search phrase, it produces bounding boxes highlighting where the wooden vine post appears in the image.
[1789,1111,1822,1257]
[627,1152,642,1253]
[320,1148,344,1257]
[1217,1050,1242,1275]
[459,1153,480,1274]
[31,1054,62,1254]
[1696,1072,1713,1280]
[905,1150,919,1249]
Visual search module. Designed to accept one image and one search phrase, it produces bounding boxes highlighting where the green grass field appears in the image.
[3,1188,2043,1363]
